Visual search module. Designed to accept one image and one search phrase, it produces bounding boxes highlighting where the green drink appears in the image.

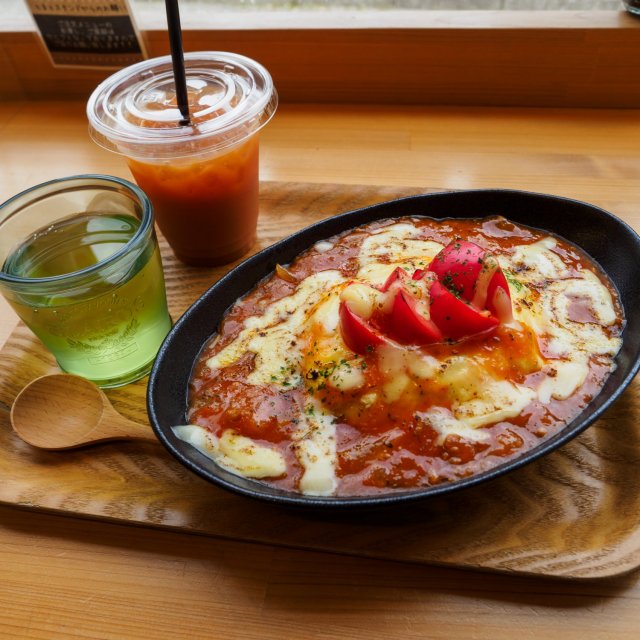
[0,176,172,388]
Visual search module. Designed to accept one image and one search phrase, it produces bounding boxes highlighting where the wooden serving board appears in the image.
[1,181,640,580]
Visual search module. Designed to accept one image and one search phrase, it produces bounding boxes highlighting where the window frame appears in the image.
[1,10,639,107]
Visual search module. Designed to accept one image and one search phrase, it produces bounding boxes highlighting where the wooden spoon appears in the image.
[10,373,156,450]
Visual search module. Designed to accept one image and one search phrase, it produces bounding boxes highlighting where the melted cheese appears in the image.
[418,379,535,442]
[417,407,490,444]
[340,282,382,319]
[328,362,365,391]
[500,245,620,383]
[378,344,439,380]
[295,403,337,496]
[186,218,622,496]
[540,273,621,358]
[383,373,411,403]
[304,292,366,393]
[537,359,589,404]
[452,380,537,429]
[501,265,545,335]
[376,344,439,402]
[438,357,488,403]
[357,223,444,286]
[314,240,334,253]
[510,237,572,281]
[172,426,286,479]
[206,270,345,387]
[311,288,342,333]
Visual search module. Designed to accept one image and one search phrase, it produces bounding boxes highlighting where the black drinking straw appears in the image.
[165,0,190,126]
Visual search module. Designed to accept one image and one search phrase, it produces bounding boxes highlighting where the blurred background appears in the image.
[2,0,625,19]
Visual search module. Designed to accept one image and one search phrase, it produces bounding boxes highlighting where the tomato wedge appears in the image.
[429,240,511,317]
[339,242,511,352]
[429,241,484,300]
[429,281,499,340]
[339,301,389,355]
[380,266,410,292]
[387,289,443,345]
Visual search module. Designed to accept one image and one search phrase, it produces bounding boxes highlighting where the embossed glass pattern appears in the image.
[0,175,172,387]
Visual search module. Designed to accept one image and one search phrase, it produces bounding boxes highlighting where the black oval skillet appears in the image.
[147,189,640,509]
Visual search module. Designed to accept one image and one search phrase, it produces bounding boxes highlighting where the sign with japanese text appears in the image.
[26,0,146,68]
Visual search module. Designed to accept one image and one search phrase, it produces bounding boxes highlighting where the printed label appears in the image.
[26,0,145,68]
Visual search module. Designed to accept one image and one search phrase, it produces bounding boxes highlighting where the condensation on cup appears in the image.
[87,52,278,266]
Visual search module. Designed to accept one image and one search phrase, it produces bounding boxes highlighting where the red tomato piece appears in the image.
[429,281,499,340]
[339,301,389,355]
[380,266,410,292]
[429,241,485,301]
[387,289,443,345]
[430,240,512,317]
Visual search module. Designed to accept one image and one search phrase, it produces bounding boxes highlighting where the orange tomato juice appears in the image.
[127,135,259,266]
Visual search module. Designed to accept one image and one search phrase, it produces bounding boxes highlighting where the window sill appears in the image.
[1,10,639,107]
[3,9,637,32]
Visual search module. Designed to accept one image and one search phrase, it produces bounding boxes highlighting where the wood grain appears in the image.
[1,101,640,640]
[1,12,639,106]
[1,505,638,640]
[9,374,158,449]
[1,181,639,580]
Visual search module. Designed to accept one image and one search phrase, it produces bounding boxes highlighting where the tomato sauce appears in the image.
[188,216,624,496]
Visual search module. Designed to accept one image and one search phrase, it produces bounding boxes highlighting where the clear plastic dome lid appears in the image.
[87,51,278,159]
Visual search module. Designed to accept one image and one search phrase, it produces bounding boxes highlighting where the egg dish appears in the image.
[177,216,624,496]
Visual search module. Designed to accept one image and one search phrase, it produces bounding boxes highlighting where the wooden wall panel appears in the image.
[1,15,639,107]
[0,36,25,100]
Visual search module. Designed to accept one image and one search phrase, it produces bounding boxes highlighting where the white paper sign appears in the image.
[26,0,146,68]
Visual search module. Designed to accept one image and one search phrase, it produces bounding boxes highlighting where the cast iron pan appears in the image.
[147,189,640,509]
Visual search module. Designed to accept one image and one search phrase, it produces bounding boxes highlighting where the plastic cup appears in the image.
[0,175,172,388]
[87,51,278,266]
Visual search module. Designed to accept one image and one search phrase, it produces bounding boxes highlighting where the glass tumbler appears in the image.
[623,1,640,17]
[0,175,172,388]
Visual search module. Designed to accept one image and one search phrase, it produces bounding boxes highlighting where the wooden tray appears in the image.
[1,181,639,580]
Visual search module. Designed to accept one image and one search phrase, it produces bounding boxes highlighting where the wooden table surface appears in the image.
[1,101,639,639]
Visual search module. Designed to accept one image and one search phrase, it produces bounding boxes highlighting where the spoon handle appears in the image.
[106,415,159,444]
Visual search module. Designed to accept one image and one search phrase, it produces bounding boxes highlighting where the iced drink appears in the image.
[0,176,172,388]
[87,52,277,266]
